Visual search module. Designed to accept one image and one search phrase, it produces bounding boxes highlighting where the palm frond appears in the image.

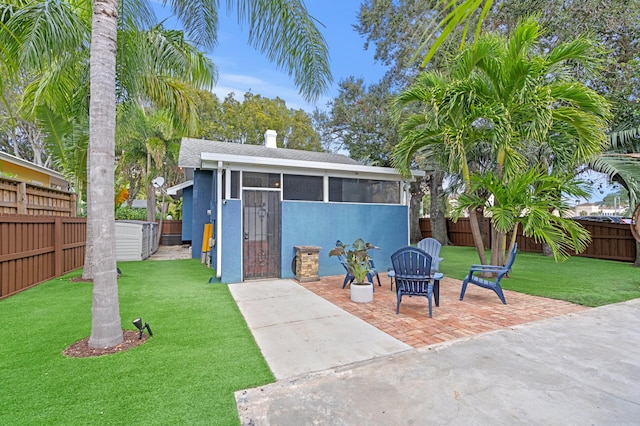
[167,0,218,50]
[419,0,493,68]
[230,0,332,102]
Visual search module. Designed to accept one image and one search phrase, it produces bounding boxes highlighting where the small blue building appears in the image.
[176,131,423,283]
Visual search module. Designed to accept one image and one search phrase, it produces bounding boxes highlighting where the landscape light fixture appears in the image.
[132,317,153,339]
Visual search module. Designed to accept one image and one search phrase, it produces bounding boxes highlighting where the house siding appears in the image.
[182,186,193,242]
[188,170,411,282]
[280,201,409,278]
[220,199,243,283]
[191,170,214,259]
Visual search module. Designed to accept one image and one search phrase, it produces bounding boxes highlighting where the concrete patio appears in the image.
[230,277,640,425]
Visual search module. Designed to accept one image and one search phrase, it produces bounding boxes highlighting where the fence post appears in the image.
[70,193,77,217]
[54,217,63,277]
[18,182,27,214]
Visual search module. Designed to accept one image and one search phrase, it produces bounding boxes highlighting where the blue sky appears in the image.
[153,1,387,111]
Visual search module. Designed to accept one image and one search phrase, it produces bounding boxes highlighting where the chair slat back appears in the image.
[391,247,431,281]
[417,238,442,270]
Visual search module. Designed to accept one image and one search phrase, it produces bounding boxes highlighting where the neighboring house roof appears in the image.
[0,151,68,189]
[179,137,424,179]
[167,180,193,197]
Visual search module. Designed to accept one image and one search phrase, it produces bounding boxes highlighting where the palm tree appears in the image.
[116,104,181,222]
[3,0,331,348]
[393,17,611,265]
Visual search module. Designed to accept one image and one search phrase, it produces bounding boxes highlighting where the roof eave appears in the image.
[199,152,425,179]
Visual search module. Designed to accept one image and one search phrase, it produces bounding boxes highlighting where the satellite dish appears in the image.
[152,176,165,188]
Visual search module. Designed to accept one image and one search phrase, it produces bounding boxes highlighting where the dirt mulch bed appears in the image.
[63,330,147,358]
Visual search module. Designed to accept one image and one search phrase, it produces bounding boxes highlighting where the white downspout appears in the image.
[216,161,223,279]
[404,181,411,245]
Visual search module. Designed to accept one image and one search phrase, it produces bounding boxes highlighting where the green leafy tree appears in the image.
[195,91,322,151]
[319,77,397,164]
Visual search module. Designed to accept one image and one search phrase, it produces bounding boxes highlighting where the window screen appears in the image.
[283,174,323,201]
[329,178,400,204]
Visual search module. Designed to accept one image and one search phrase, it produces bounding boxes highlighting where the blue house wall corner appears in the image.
[191,170,214,259]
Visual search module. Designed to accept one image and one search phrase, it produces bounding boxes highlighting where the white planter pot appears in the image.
[350,282,373,303]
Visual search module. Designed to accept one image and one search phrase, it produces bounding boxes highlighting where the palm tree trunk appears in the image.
[490,228,506,266]
[429,171,451,245]
[82,156,95,280]
[88,0,122,349]
[468,207,488,265]
[409,182,424,243]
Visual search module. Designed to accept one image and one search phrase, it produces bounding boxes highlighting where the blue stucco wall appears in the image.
[220,199,243,283]
[188,174,411,281]
[280,202,409,279]
[191,170,214,259]
[181,186,193,242]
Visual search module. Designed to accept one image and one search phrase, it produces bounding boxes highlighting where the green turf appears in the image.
[439,245,640,307]
[2,249,639,424]
[0,259,273,425]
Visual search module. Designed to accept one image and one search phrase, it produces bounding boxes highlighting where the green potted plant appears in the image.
[329,238,379,303]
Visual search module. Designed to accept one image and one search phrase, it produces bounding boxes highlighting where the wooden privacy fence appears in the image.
[420,218,637,262]
[0,215,86,299]
[158,220,183,245]
[0,176,76,216]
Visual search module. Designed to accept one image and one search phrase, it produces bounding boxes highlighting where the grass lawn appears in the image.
[2,247,639,424]
[439,245,640,307]
[0,259,273,425]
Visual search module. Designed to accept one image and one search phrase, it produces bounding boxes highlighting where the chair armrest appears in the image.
[432,272,444,281]
[469,265,507,273]
[470,264,505,271]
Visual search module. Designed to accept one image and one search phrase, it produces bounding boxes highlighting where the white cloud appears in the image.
[211,72,330,112]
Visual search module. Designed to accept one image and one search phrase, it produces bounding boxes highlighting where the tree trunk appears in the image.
[634,241,640,267]
[541,243,553,257]
[88,0,123,349]
[429,171,451,245]
[146,182,156,223]
[468,207,488,265]
[490,227,506,266]
[409,180,424,244]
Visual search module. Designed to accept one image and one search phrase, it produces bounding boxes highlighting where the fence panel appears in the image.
[0,177,76,216]
[419,217,636,262]
[159,220,183,245]
[575,220,636,262]
[0,216,86,299]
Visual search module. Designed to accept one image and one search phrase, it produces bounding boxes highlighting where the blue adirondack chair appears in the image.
[417,238,443,272]
[388,238,443,291]
[391,246,444,318]
[459,243,518,304]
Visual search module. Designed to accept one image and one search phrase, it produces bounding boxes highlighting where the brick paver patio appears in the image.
[298,273,588,349]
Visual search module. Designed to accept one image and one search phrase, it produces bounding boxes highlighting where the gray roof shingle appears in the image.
[178,138,360,168]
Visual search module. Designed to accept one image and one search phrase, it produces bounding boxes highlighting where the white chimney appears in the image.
[264,129,277,148]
